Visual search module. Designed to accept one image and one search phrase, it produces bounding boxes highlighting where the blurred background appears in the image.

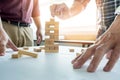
[32,0,97,43]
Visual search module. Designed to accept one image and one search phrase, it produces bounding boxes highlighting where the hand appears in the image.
[36,28,42,45]
[7,39,18,51]
[50,3,70,19]
[0,19,18,56]
[0,36,7,56]
[72,15,120,72]
[0,38,18,56]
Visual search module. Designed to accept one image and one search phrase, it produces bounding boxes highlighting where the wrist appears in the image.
[115,6,120,15]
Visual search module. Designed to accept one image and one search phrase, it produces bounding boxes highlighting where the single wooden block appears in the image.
[45,50,58,53]
[50,35,59,40]
[34,48,41,52]
[18,50,38,58]
[69,49,74,52]
[45,44,58,50]
[45,32,55,36]
[45,44,59,53]
[12,53,21,59]
[76,53,82,57]
[45,27,58,31]
[23,47,29,50]
[40,47,45,50]
[45,39,54,45]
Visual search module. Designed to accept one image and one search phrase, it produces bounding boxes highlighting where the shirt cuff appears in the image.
[115,6,120,15]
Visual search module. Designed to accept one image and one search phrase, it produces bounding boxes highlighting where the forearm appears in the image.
[108,15,120,32]
[69,0,90,17]
[33,16,41,30]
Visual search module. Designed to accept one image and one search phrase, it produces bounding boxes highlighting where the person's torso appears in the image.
[97,0,120,29]
[0,0,34,23]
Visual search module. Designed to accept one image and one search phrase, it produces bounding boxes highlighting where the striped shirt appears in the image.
[97,0,120,31]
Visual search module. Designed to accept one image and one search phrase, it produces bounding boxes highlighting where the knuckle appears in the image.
[96,46,104,52]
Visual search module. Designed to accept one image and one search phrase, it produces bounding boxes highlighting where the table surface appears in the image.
[0,46,120,80]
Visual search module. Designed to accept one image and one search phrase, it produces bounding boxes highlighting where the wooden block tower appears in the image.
[45,18,59,53]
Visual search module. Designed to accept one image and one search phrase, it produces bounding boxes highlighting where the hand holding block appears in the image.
[18,50,38,58]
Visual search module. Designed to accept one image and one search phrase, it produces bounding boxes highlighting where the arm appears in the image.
[70,0,90,17]
[50,0,90,19]
[32,0,42,45]
[72,15,120,72]
[0,18,18,56]
[0,19,8,55]
[33,17,42,45]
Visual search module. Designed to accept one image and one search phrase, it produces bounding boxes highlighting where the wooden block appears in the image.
[34,48,41,52]
[76,53,82,57]
[46,19,59,25]
[54,45,59,50]
[49,34,59,40]
[12,53,21,59]
[23,47,29,50]
[40,47,45,50]
[45,19,59,28]
[45,50,58,53]
[45,31,56,35]
[45,44,59,53]
[81,49,85,53]
[69,49,74,52]
[45,32,58,36]
[45,27,58,31]
[45,39,54,45]
[45,45,58,50]
[18,50,38,58]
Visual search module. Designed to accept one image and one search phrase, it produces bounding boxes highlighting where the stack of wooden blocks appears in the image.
[45,18,59,53]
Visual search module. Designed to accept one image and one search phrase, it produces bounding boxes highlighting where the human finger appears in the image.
[87,39,114,72]
[7,39,18,51]
[71,53,83,64]
[73,45,96,69]
[72,49,86,64]
[103,45,120,72]
[36,36,42,45]
[106,50,113,59]
[50,4,57,17]
[95,32,111,45]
